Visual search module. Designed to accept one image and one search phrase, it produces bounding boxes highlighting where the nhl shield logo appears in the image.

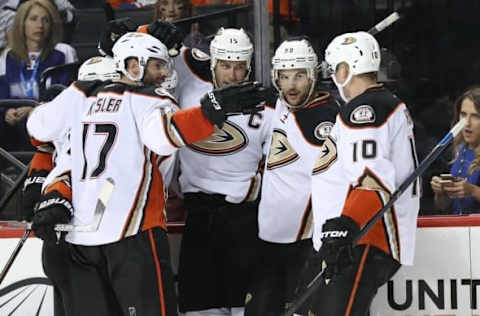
[314,121,333,140]
[350,105,375,124]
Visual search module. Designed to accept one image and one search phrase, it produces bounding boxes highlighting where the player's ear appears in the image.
[337,62,350,83]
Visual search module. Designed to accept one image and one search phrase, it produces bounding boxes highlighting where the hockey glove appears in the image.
[147,20,185,57]
[98,17,138,57]
[22,172,47,221]
[31,191,73,241]
[200,81,267,128]
[320,215,360,279]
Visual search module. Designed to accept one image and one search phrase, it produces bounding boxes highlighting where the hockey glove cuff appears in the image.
[32,191,73,241]
[22,173,47,221]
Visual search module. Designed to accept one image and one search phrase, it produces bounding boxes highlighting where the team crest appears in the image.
[350,105,375,124]
[85,56,103,65]
[266,129,299,170]
[312,137,337,174]
[189,121,248,155]
[191,48,210,61]
[341,37,356,45]
[314,122,333,140]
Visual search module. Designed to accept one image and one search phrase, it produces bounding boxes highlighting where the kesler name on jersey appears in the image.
[86,97,122,116]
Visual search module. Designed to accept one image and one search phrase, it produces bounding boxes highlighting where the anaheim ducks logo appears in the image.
[312,137,337,174]
[341,36,356,45]
[188,120,248,155]
[314,121,333,140]
[267,129,299,170]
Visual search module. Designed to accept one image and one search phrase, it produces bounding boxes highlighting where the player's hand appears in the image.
[200,81,267,128]
[147,20,185,57]
[31,192,72,241]
[319,215,360,280]
[98,17,138,57]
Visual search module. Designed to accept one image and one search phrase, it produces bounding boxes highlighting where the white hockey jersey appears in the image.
[258,93,339,243]
[27,80,214,246]
[311,85,420,265]
[173,47,274,203]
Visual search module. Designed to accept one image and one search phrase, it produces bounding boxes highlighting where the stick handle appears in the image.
[368,12,400,35]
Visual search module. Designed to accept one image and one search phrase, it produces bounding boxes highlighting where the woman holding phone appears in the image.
[431,86,480,214]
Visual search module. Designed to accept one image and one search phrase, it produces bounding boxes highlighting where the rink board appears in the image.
[1,217,479,315]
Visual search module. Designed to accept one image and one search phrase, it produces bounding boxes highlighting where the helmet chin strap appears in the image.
[331,70,352,103]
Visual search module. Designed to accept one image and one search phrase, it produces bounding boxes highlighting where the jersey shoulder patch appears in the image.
[184,48,212,83]
[293,93,339,146]
[340,86,400,128]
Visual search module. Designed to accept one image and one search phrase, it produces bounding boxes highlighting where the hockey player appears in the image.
[304,31,420,315]
[26,32,266,316]
[169,27,275,316]
[244,37,339,316]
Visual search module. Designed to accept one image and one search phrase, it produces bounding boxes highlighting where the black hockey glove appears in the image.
[200,81,266,128]
[320,215,360,279]
[22,172,47,221]
[98,17,138,57]
[147,20,185,57]
[31,191,72,241]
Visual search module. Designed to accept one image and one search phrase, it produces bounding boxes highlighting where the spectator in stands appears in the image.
[107,0,157,9]
[154,0,192,22]
[0,0,77,151]
[431,86,480,214]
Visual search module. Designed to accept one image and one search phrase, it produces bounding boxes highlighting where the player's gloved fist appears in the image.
[22,173,47,221]
[320,215,360,279]
[98,17,138,57]
[200,81,267,128]
[32,192,73,241]
[147,20,185,57]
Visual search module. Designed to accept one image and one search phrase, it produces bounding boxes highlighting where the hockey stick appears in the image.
[0,177,115,232]
[282,118,467,316]
[0,229,31,286]
[367,11,401,36]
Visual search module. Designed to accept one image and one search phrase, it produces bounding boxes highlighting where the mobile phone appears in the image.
[440,174,455,181]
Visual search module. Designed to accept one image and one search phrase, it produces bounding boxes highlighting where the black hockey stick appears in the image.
[282,118,467,316]
[0,229,30,286]
[0,177,115,232]
[0,178,115,287]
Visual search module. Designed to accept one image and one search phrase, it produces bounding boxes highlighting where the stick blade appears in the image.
[55,177,115,232]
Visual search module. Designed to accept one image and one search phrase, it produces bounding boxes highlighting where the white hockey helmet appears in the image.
[112,32,171,83]
[324,31,381,78]
[210,27,253,87]
[78,56,120,81]
[271,38,319,109]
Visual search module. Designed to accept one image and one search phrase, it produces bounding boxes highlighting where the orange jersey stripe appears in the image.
[344,245,370,315]
[45,180,72,201]
[148,230,167,316]
[137,24,148,33]
[342,188,391,256]
[29,152,53,174]
[141,154,167,231]
[172,107,214,144]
